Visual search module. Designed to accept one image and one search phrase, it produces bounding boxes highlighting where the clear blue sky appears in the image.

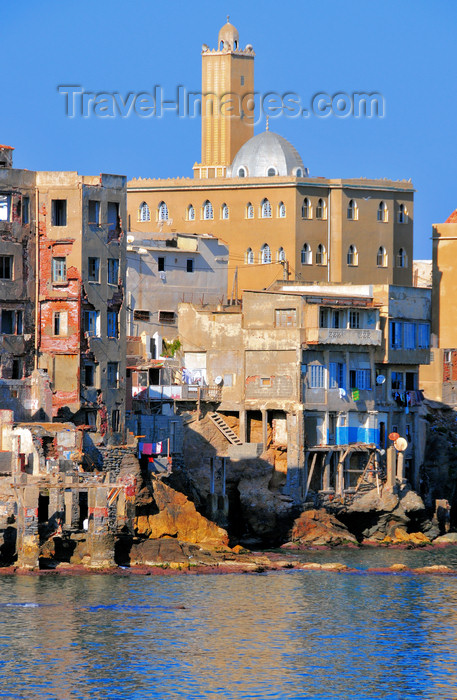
[3,0,457,259]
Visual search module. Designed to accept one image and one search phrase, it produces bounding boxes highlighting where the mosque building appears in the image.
[127,19,414,297]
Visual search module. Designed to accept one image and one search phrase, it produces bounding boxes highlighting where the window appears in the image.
[52,257,67,284]
[418,323,430,349]
[320,308,328,328]
[261,198,272,218]
[107,311,118,338]
[302,198,311,219]
[260,377,272,387]
[52,199,67,226]
[331,309,342,329]
[107,362,119,388]
[186,259,194,273]
[107,258,119,285]
[88,257,100,282]
[187,204,195,221]
[158,310,175,324]
[397,248,407,268]
[261,243,271,264]
[404,322,416,350]
[316,244,327,265]
[329,362,346,389]
[349,310,360,329]
[238,167,247,178]
[83,364,95,387]
[203,200,213,220]
[0,256,13,280]
[246,248,254,264]
[158,201,169,221]
[308,365,326,389]
[398,203,408,224]
[133,310,150,321]
[301,243,312,265]
[240,76,245,86]
[138,201,150,222]
[347,245,358,266]
[112,410,121,432]
[89,200,100,224]
[1,310,22,335]
[246,202,254,219]
[12,359,21,380]
[22,197,30,225]
[296,168,303,177]
[405,372,417,390]
[277,247,286,262]
[53,311,67,336]
[84,310,100,337]
[390,321,402,349]
[347,199,358,220]
[444,350,452,364]
[377,246,387,267]
[377,201,388,222]
[107,202,120,236]
[158,256,165,272]
[391,372,404,390]
[278,202,286,218]
[221,203,229,220]
[0,195,11,221]
[267,167,277,177]
[316,198,327,220]
[275,308,297,327]
[350,369,371,390]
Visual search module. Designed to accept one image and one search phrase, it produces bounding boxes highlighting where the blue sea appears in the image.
[1,548,457,699]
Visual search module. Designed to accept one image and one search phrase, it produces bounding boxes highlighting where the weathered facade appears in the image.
[178,284,430,500]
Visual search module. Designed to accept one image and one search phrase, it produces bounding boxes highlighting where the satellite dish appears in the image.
[215,376,223,385]
[127,235,135,243]
[376,375,386,385]
[394,437,408,452]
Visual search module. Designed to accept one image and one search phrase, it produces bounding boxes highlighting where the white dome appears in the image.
[228,131,307,178]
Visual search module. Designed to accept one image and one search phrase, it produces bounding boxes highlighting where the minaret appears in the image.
[193,18,255,179]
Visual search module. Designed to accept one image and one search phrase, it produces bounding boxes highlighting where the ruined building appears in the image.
[127,20,415,297]
[0,145,127,437]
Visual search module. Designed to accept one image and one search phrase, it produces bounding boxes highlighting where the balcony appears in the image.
[132,384,222,402]
[307,327,382,346]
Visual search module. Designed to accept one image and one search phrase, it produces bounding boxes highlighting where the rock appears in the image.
[391,528,430,546]
[231,544,249,554]
[134,479,229,548]
[288,509,358,547]
[389,564,408,571]
[348,489,399,513]
[433,532,457,545]
[299,562,348,572]
[399,488,426,514]
[413,565,453,574]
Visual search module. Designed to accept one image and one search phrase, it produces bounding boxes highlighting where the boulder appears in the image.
[399,487,426,514]
[381,528,431,546]
[134,479,229,548]
[287,509,358,547]
[348,489,399,513]
[433,532,457,545]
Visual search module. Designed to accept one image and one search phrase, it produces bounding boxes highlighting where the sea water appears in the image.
[1,548,457,699]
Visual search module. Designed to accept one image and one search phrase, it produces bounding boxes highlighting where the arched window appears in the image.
[246,202,254,219]
[377,201,388,222]
[138,201,150,222]
[316,198,327,220]
[316,244,327,265]
[261,244,271,264]
[238,166,247,178]
[278,202,286,218]
[377,246,387,267]
[397,248,408,268]
[246,247,254,264]
[277,247,286,262]
[295,168,303,177]
[221,203,229,220]
[261,198,272,218]
[158,201,168,221]
[347,199,358,220]
[301,243,312,265]
[267,167,277,177]
[302,197,312,219]
[347,244,358,266]
[187,204,195,221]
[203,200,213,220]
[398,203,408,224]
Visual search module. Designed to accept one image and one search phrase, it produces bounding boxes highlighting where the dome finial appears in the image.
[266,116,269,131]
[227,14,230,22]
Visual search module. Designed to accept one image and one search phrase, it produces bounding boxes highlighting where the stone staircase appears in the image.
[208,412,243,445]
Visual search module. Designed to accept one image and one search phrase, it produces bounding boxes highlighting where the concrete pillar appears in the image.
[261,409,268,452]
[49,488,64,524]
[336,455,344,496]
[64,478,80,529]
[239,410,247,443]
[396,451,405,483]
[16,485,40,570]
[206,458,218,520]
[285,410,305,503]
[87,487,115,569]
[386,446,397,491]
[323,453,331,490]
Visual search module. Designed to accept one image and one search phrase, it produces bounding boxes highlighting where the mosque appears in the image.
[127,19,414,296]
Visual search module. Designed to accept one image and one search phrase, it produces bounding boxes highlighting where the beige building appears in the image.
[127,20,415,297]
[420,210,457,404]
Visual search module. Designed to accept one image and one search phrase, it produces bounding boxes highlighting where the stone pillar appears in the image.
[396,451,405,483]
[261,409,268,452]
[64,477,80,529]
[286,410,305,503]
[16,485,40,570]
[239,410,247,443]
[323,453,331,491]
[87,487,115,569]
[49,487,64,524]
[218,457,229,516]
[386,446,397,491]
[206,457,218,520]
[336,454,344,496]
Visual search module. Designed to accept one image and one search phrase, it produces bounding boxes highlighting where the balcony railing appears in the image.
[308,328,382,346]
[132,384,222,402]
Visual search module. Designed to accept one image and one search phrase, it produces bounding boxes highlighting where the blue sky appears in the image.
[3,0,457,259]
